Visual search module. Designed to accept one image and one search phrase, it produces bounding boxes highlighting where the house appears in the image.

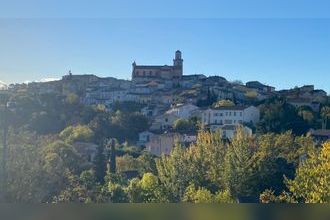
[208,124,253,139]
[150,112,180,131]
[83,87,128,106]
[182,134,197,143]
[137,131,155,147]
[311,90,327,99]
[130,81,164,94]
[165,103,199,119]
[126,93,153,104]
[309,129,330,144]
[200,106,260,127]
[158,93,176,105]
[146,133,181,156]
[246,81,275,93]
[141,105,162,118]
[300,85,314,93]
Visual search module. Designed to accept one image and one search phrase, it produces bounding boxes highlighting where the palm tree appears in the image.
[321,106,330,129]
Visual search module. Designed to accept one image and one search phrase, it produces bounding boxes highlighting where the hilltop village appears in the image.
[3,51,329,156]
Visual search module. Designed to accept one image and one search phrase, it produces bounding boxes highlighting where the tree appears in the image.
[183,184,235,203]
[321,106,330,129]
[108,182,128,203]
[224,126,258,198]
[156,144,191,202]
[65,93,79,105]
[42,141,89,199]
[54,170,102,203]
[257,99,309,135]
[298,110,314,124]
[183,184,214,203]
[285,142,330,203]
[156,130,228,201]
[105,139,117,174]
[213,99,235,108]
[173,119,197,134]
[59,125,94,144]
[137,152,157,176]
[127,173,168,203]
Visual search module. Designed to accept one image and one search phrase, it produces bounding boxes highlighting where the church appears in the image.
[132,50,183,81]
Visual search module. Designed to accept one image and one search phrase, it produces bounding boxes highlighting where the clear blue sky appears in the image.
[0,0,329,93]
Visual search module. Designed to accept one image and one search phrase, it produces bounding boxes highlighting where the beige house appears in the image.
[209,125,253,139]
[146,133,181,156]
[150,112,180,131]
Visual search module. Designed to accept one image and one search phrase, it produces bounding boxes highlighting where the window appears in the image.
[215,119,218,124]
[225,120,232,124]
[220,113,223,116]
[229,112,232,116]
[234,112,236,116]
[240,112,243,116]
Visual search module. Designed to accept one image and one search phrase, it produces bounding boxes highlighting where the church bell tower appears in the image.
[173,50,183,76]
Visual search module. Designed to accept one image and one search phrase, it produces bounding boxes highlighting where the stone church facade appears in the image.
[132,50,183,81]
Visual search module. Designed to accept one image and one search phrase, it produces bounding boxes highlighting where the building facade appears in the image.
[201,106,260,127]
[132,50,183,81]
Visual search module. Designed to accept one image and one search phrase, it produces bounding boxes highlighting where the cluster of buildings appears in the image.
[138,104,260,156]
[3,50,329,156]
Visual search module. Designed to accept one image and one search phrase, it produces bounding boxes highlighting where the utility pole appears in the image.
[0,103,8,202]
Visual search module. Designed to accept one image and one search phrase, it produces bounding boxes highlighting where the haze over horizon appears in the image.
[0,1,329,93]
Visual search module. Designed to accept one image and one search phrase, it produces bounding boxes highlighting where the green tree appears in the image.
[127,173,168,203]
[65,93,79,105]
[156,144,190,202]
[224,126,258,198]
[321,106,330,129]
[183,184,213,203]
[285,142,330,203]
[59,125,94,143]
[173,119,196,134]
[257,99,309,135]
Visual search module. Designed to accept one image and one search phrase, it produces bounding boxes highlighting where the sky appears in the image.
[0,0,329,93]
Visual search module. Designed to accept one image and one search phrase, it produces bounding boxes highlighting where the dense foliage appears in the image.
[0,92,329,203]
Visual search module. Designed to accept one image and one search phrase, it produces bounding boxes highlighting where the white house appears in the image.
[165,103,199,119]
[201,106,260,127]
